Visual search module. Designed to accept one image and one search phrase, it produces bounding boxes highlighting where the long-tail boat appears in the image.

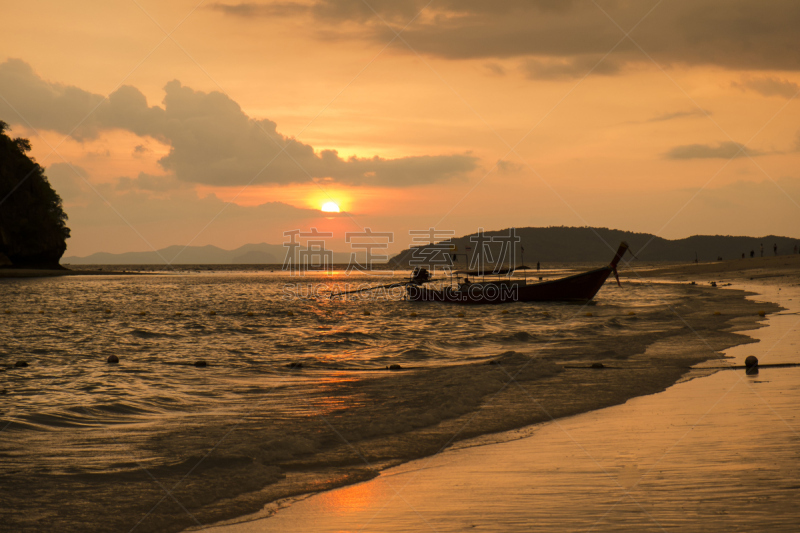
[405,242,629,304]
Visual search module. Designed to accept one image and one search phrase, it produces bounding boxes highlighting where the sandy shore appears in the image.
[201,261,800,532]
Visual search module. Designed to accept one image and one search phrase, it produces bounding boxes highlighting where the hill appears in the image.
[388,226,798,267]
[0,120,70,268]
[64,242,359,265]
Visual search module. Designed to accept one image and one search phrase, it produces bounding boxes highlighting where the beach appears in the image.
[200,255,800,532]
[1,256,797,532]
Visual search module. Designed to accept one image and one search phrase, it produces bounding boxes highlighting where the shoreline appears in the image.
[4,252,797,279]
[197,264,798,532]
[0,267,148,278]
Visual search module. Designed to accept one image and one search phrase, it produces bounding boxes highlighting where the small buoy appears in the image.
[457,312,465,317]
[387,364,402,370]
[38,310,45,314]
[14,361,28,368]
[286,362,303,369]
[246,311,254,317]
[138,311,147,316]
[104,309,112,314]
[591,362,605,369]
[363,310,371,316]
[691,281,696,285]
[71,309,79,314]
[501,310,509,315]
[745,355,758,375]
[409,312,418,317]
[627,311,636,316]
[758,310,766,317]
[585,312,593,317]
[107,355,119,364]
[714,311,721,316]
[209,310,216,316]
[194,360,207,368]
[287,310,294,317]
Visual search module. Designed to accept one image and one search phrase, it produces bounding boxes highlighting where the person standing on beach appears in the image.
[750,250,755,258]
[774,243,778,256]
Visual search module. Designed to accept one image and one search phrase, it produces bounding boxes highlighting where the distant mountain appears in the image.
[64,242,359,265]
[64,227,799,266]
[388,226,799,267]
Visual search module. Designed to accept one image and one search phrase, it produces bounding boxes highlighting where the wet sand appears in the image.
[202,263,800,532]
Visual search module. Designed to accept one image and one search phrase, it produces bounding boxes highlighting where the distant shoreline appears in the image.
[3,253,798,278]
[0,267,148,278]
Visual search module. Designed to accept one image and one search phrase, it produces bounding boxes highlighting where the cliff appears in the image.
[0,121,70,268]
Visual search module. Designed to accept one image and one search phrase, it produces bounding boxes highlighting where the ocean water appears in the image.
[0,269,771,532]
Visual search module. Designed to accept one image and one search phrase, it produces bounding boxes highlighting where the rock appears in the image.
[387,364,403,370]
[0,122,70,268]
[14,360,27,368]
[194,360,207,368]
[107,355,119,364]
[591,362,605,369]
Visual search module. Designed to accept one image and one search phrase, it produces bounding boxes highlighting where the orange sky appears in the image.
[1,0,799,257]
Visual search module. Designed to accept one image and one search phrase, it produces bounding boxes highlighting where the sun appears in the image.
[321,201,340,213]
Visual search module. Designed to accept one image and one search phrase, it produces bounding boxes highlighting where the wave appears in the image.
[129,328,183,339]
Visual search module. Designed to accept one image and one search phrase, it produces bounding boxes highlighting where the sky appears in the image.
[1,0,799,258]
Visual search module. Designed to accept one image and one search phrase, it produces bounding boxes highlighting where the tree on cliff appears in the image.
[0,120,70,268]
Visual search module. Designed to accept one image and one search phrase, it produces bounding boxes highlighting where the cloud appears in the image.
[0,59,477,188]
[0,59,106,139]
[645,109,710,123]
[731,76,800,98]
[522,56,621,80]
[209,1,308,17]
[46,161,329,253]
[132,144,150,157]
[665,141,767,160]
[484,63,506,77]
[496,159,523,173]
[211,1,800,73]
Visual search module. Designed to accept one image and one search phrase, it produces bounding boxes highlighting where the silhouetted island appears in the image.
[0,120,70,269]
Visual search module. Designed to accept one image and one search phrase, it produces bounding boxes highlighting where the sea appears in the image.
[0,266,771,532]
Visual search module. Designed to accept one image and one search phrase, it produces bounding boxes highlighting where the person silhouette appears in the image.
[750,250,755,258]
[774,243,778,256]
[760,243,764,257]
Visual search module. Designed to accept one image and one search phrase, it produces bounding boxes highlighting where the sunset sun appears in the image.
[321,201,340,213]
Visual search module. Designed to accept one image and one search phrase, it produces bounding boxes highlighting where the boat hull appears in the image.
[406,267,613,305]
